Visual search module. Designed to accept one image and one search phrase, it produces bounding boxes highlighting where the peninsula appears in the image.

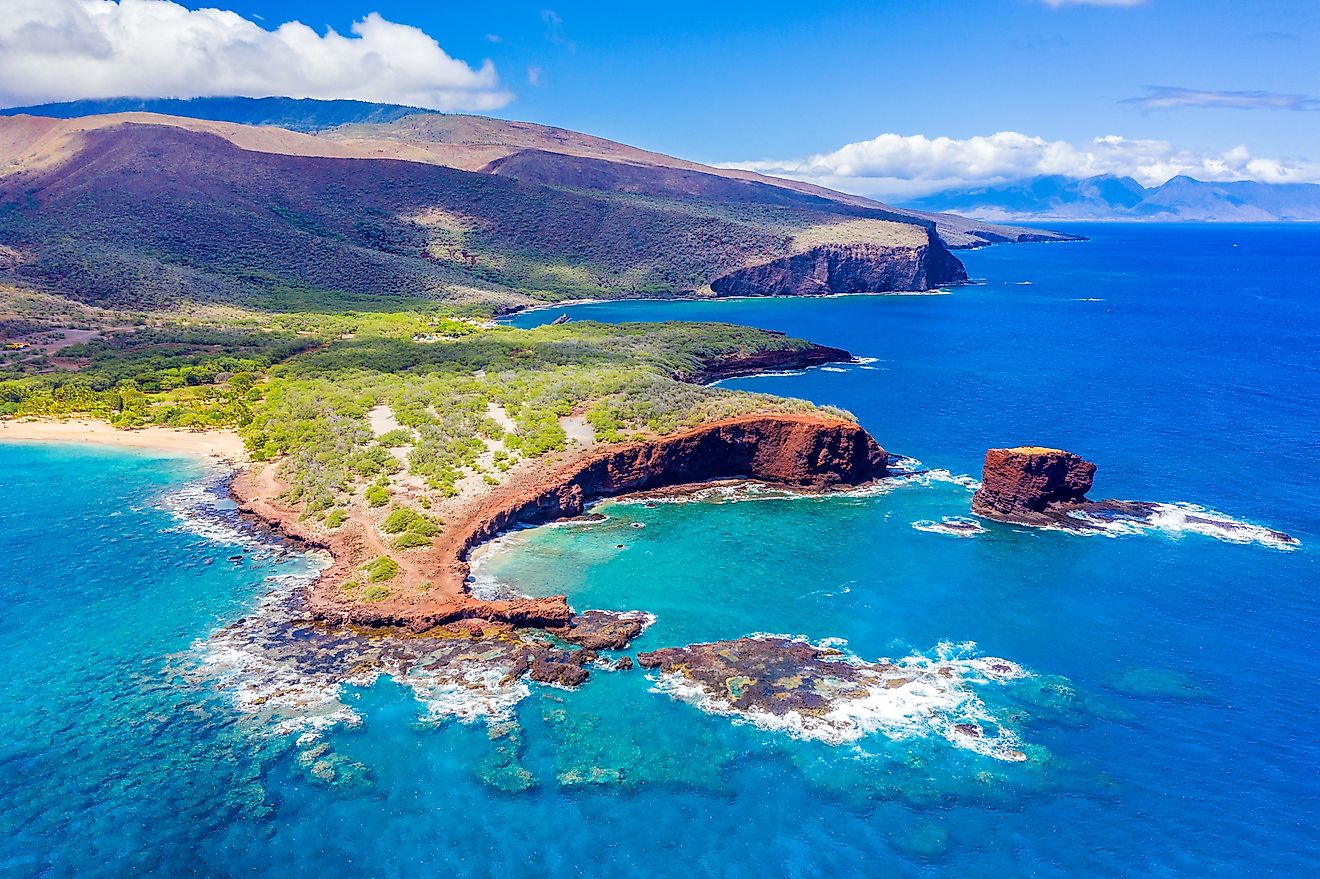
[0,98,1063,640]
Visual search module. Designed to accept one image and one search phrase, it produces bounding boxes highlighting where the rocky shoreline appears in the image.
[676,341,854,384]
[232,412,889,635]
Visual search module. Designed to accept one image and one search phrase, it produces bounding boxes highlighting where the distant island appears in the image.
[902,173,1320,222]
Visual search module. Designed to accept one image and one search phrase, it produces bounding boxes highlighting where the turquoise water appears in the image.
[3,224,1318,877]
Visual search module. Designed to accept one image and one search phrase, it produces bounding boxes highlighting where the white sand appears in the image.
[0,418,249,462]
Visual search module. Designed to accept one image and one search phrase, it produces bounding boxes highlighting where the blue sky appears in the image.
[3,0,1317,195]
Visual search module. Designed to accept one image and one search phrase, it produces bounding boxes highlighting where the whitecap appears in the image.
[1070,502,1298,550]
[646,635,1033,762]
[912,517,986,538]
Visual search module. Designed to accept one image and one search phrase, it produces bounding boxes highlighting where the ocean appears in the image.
[1,223,1317,877]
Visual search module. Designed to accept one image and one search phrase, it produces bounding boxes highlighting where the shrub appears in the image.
[365,556,398,582]
[324,509,347,528]
[377,428,414,447]
[380,508,425,534]
[392,531,432,549]
[365,484,389,507]
[363,585,391,602]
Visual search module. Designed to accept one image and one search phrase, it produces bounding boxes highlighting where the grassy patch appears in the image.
[392,531,432,550]
[363,584,392,602]
[365,556,399,582]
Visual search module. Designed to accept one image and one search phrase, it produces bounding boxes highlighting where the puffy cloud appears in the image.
[1124,86,1320,111]
[0,0,512,111]
[724,132,1320,197]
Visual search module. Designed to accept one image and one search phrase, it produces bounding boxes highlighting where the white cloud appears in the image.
[0,0,512,111]
[724,132,1320,198]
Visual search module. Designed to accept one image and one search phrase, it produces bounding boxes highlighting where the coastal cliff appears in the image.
[235,413,888,632]
[710,235,967,298]
[971,447,1096,524]
[676,341,853,383]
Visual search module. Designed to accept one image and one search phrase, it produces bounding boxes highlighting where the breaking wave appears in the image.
[646,636,1033,762]
[1069,502,1299,550]
[913,516,986,538]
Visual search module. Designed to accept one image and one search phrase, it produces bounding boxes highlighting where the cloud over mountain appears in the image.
[725,131,1320,197]
[0,0,512,111]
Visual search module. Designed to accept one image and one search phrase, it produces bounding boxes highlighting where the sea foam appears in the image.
[647,635,1032,762]
[1069,502,1299,550]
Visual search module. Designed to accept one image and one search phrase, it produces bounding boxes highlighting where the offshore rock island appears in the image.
[972,446,1298,546]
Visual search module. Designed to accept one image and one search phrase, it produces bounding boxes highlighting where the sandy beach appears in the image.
[0,419,249,463]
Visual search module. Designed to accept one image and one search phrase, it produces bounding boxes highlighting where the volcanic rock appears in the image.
[710,238,967,298]
[528,656,591,687]
[549,610,651,651]
[971,447,1096,524]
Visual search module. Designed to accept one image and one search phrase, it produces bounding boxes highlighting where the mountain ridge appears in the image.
[904,173,1320,222]
[0,98,1075,313]
[1,96,1067,249]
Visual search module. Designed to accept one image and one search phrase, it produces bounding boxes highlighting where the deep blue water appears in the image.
[2,224,1318,877]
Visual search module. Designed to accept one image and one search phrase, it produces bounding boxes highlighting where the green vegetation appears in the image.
[380,508,438,536]
[392,532,433,550]
[365,556,399,583]
[0,289,850,516]
[376,428,414,447]
[0,121,913,312]
[362,585,392,602]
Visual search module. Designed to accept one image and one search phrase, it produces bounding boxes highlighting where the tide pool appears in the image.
[2,223,1318,878]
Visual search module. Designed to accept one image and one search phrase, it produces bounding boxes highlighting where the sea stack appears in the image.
[971,447,1096,524]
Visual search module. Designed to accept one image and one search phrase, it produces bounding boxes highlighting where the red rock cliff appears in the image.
[304,414,888,631]
[709,235,967,298]
[971,447,1096,523]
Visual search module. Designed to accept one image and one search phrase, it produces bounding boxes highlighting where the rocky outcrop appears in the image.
[971,447,1096,524]
[676,342,852,384]
[267,413,887,633]
[710,236,967,298]
[970,446,1299,546]
[548,610,651,651]
[434,414,887,594]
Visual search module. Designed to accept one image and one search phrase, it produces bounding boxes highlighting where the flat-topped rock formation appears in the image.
[971,446,1097,524]
[970,446,1298,547]
[676,341,852,384]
